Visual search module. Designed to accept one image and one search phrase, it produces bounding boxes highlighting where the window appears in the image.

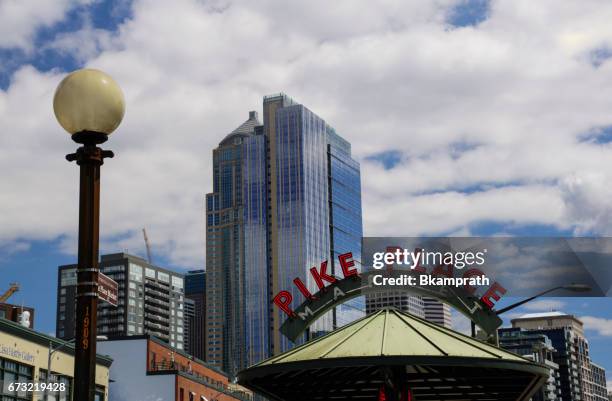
[180,388,184,401]
[37,372,71,401]
[60,269,77,286]
[129,263,143,282]
[158,272,170,283]
[2,357,33,400]
[172,276,184,289]
[94,386,105,401]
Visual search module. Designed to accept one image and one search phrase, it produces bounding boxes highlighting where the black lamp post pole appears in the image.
[67,131,113,401]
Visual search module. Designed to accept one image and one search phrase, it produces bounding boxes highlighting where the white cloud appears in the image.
[0,0,93,51]
[45,12,117,63]
[580,315,612,336]
[561,172,612,235]
[4,0,612,268]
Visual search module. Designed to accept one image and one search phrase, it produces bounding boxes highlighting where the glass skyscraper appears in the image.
[206,95,363,374]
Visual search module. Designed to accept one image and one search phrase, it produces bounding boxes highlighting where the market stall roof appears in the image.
[238,308,549,401]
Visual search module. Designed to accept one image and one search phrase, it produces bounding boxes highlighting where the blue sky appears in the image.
[1,0,612,389]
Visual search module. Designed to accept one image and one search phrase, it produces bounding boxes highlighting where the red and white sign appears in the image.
[98,272,118,307]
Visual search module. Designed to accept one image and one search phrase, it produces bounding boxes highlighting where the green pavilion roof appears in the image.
[255,308,526,366]
[239,308,549,401]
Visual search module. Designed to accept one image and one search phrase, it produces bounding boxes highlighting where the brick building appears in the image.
[98,336,251,401]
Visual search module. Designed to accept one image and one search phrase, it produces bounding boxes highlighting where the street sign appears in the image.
[97,272,118,307]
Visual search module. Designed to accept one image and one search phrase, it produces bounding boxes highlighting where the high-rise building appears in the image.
[183,297,195,355]
[184,270,206,360]
[205,94,363,374]
[499,327,562,401]
[206,111,264,371]
[365,294,452,328]
[591,363,609,401]
[365,293,425,318]
[326,127,365,329]
[423,297,452,328]
[57,253,188,350]
[511,312,608,401]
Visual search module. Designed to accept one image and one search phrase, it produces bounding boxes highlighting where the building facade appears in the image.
[185,270,206,361]
[98,336,251,401]
[512,312,608,401]
[184,298,195,356]
[499,327,562,401]
[57,253,188,350]
[326,129,365,329]
[0,317,111,401]
[590,363,608,401]
[365,293,425,318]
[206,95,363,374]
[363,254,451,328]
[422,297,452,328]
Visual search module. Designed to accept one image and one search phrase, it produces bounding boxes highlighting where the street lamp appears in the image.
[494,283,592,315]
[474,283,592,344]
[45,338,74,401]
[53,68,125,401]
[470,283,592,339]
[45,335,109,401]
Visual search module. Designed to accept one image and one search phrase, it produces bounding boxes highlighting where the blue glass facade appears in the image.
[206,134,245,372]
[207,97,363,375]
[242,133,269,366]
[185,270,206,295]
[327,129,365,326]
[274,105,333,348]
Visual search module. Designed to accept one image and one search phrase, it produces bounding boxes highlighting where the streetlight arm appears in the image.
[45,338,76,401]
[494,286,563,315]
[50,338,76,356]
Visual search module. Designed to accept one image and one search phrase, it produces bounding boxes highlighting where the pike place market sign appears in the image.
[273,252,505,343]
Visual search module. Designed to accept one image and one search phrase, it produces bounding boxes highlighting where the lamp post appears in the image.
[45,336,108,401]
[45,338,74,401]
[475,283,592,344]
[53,68,125,401]
[471,283,593,337]
[494,283,592,315]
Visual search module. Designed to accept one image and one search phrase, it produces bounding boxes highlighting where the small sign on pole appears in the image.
[98,272,118,307]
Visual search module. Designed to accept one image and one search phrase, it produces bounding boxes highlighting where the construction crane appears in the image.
[142,228,153,264]
[0,283,19,303]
